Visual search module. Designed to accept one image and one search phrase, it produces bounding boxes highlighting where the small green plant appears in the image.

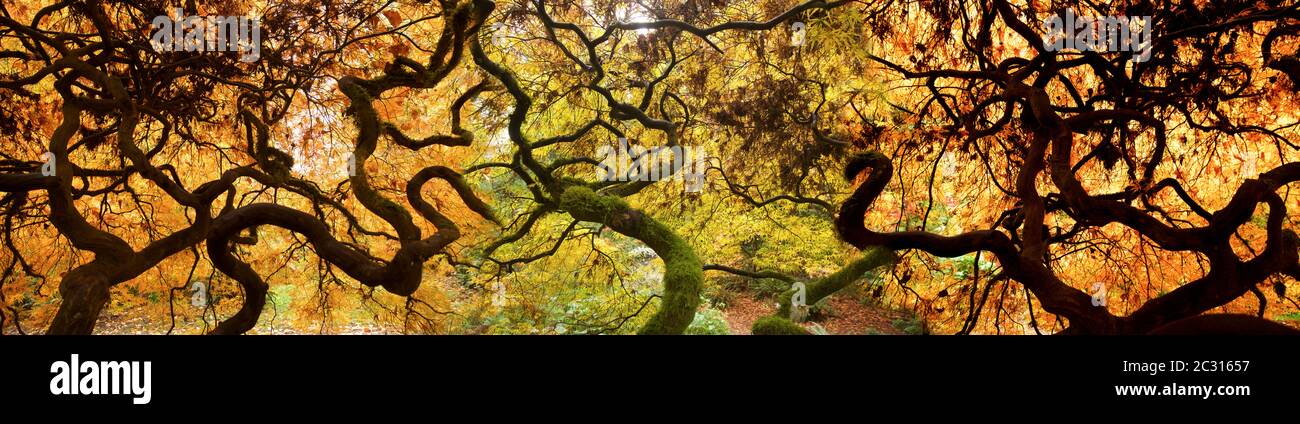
[809,298,835,319]
[892,316,928,335]
[749,278,793,298]
[700,281,736,309]
[684,307,730,335]
[752,316,810,335]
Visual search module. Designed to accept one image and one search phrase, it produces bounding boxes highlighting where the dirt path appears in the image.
[722,292,911,335]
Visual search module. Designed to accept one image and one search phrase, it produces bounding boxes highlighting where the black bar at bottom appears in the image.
[2,336,1295,413]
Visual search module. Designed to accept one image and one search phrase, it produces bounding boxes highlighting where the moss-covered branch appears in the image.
[750,247,895,335]
[773,247,895,317]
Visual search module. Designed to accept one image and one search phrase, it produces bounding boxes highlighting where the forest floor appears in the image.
[10,292,914,335]
[721,291,913,335]
[81,311,393,335]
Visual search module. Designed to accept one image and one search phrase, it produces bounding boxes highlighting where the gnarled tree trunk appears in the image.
[559,186,702,335]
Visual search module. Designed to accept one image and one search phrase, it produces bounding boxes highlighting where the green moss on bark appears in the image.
[558,186,702,335]
[751,316,811,335]
[775,247,895,317]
